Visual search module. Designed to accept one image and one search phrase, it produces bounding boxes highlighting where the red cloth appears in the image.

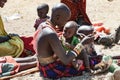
[61,0,91,24]
[38,60,85,79]
[20,36,35,57]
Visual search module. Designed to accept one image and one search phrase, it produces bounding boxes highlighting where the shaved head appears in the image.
[77,25,94,35]
[51,3,71,27]
[52,3,71,16]
[64,21,78,29]
[63,21,78,39]
[37,3,49,13]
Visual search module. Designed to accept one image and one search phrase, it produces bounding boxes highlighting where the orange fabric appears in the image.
[94,26,105,32]
[93,23,110,34]
[61,0,91,24]
[104,28,110,34]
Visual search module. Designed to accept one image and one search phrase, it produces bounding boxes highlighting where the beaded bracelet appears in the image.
[73,43,84,55]
[71,50,78,57]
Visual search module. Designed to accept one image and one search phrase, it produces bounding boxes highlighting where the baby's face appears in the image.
[63,27,76,39]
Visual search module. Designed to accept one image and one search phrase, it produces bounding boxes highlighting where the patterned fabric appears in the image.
[34,21,85,79]
[36,41,101,78]
[38,60,85,79]
[89,55,102,69]
[0,56,20,77]
[61,0,91,25]
[0,16,24,57]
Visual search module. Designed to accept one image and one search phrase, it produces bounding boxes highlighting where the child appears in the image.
[33,3,50,30]
[77,25,97,56]
[76,25,100,71]
[60,21,91,72]
[60,21,79,51]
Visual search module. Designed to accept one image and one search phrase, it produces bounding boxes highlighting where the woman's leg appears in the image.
[14,54,37,63]
[18,61,37,72]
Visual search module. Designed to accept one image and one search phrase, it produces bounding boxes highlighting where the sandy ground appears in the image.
[0,0,120,80]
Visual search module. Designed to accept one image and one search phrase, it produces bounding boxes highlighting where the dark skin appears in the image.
[62,21,78,49]
[36,3,94,66]
[76,25,94,71]
[77,25,94,40]
[37,3,49,19]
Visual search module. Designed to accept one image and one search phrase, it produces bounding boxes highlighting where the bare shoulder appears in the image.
[42,27,57,38]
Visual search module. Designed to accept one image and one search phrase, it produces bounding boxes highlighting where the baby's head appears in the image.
[63,21,78,39]
[37,3,49,18]
[77,25,94,39]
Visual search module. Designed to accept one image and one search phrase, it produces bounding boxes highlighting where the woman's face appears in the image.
[0,0,7,8]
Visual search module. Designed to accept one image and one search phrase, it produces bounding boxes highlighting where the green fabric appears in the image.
[102,55,112,62]
[0,63,14,77]
[102,55,120,73]
[108,63,120,73]
[63,36,79,51]
[71,36,80,46]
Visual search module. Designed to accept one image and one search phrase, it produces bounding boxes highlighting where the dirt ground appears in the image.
[0,0,120,80]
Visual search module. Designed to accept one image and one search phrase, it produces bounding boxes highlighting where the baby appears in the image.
[60,21,79,51]
[76,25,97,72]
[60,21,91,72]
